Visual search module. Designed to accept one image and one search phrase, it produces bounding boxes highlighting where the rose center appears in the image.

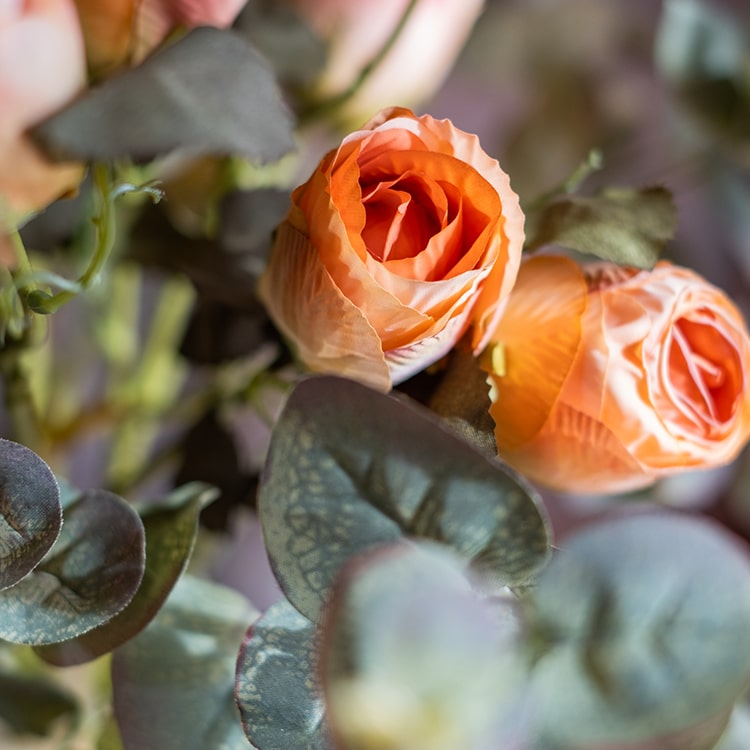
[668,314,743,430]
[360,174,445,262]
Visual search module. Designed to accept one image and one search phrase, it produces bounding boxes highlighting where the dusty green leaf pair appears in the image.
[0,437,213,662]
[236,376,551,750]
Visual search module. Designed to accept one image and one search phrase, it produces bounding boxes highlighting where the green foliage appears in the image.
[0,671,79,738]
[525,511,750,747]
[111,575,256,750]
[36,483,216,666]
[525,186,677,269]
[0,438,61,590]
[258,376,550,621]
[0,488,145,645]
[32,28,295,164]
[236,599,330,750]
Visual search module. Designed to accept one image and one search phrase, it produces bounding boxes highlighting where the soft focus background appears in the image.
[4,2,750,746]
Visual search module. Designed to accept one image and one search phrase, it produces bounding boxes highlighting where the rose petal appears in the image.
[259,221,391,391]
[487,255,588,451]
[501,401,653,495]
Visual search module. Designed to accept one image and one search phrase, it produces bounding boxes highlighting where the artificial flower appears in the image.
[486,255,750,494]
[0,0,86,229]
[260,106,524,391]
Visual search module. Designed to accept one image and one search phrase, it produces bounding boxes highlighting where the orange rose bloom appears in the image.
[485,255,750,494]
[259,107,524,391]
[0,0,86,229]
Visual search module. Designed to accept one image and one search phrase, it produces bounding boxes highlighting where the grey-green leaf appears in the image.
[321,542,528,750]
[235,599,331,750]
[32,27,295,164]
[259,376,550,622]
[36,482,216,666]
[0,489,145,645]
[525,186,676,269]
[112,574,256,750]
[526,510,750,747]
[0,439,61,591]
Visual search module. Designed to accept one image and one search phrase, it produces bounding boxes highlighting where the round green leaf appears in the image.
[36,482,216,665]
[525,510,750,747]
[0,438,61,591]
[321,542,529,750]
[235,599,332,750]
[0,489,145,645]
[112,575,256,750]
[259,376,550,621]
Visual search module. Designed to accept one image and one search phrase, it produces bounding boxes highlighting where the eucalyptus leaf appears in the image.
[525,186,676,269]
[259,376,550,622]
[235,599,331,750]
[525,510,750,747]
[36,483,216,666]
[0,439,61,591]
[0,670,79,737]
[112,575,256,750]
[0,489,145,645]
[32,27,295,164]
[321,542,528,750]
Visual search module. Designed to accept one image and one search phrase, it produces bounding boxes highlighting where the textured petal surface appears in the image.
[259,222,391,391]
[488,255,588,451]
[496,260,750,494]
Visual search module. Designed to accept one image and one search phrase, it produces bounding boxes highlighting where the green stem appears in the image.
[30,164,113,312]
[522,148,604,215]
[299,0,419,123]
[0,346,43,452]
[8,229,32,278]
[26,165,162,315]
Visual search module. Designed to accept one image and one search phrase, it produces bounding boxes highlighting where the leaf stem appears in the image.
[26,165,162,314]
[523,148,603,215]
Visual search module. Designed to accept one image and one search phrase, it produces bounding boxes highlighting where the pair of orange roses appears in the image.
[261,107,750,495]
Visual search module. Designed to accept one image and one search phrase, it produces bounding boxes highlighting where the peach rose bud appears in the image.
[0,0,87,229]
[259,107,524,391]
[287,0,485,125]
[484,256,750,495]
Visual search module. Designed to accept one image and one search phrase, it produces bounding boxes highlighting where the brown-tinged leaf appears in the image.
[525,186,676,269]
[0,489,145,645]
[35,483,215,665]
[0,439,61,591]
